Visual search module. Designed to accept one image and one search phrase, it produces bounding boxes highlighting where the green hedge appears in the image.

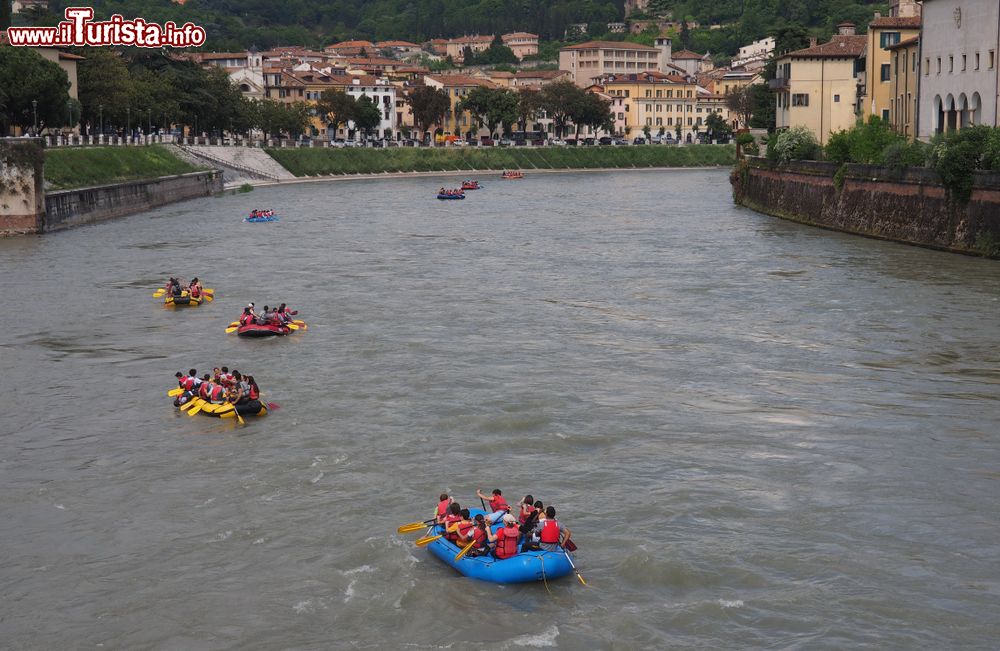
[44,145,201,190]
[265,145,735,177]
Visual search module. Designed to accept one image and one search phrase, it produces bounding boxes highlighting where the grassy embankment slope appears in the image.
[44,146,202,190]
[266,145,735,176]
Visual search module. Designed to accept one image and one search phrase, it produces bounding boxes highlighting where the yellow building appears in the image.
[422,74,497,139]
[601,71,701,140]
[887,36,920,140]
[501,33,539,60]
[771,26,867,145]
[559,40,672,87]
[863,15,921,122]
[444,36,493,62]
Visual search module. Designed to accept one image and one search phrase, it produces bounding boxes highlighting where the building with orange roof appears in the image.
[886,36,919,139]
[670,49,713,76]
[509,69,573,88]
[771,24,868,144]
[376,40,423,58]
[444,35,494,62]
[600,70,706,141]
[501,32,539,60]
[559,39,674,86]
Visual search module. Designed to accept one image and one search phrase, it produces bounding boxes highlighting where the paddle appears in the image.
[188,401,204,416]
[179,397,199,411]
[414,534,442,547]
[285,323,299,331]
[223,403,246,426]
[454,538,477,561]
[398,519,437,534]
[153,290,165,298]
[225,326,238,334]
[563,547,586,586]
[168,387,184,397]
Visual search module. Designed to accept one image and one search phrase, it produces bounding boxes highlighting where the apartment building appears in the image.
[917,0,1000,137]
[422,74,497,139]
[559,39,673,87]
[501,33,539,60]
[771,24,867,144]
[863,14,921,123]
[887,36,920,139]
[601,71,702,140]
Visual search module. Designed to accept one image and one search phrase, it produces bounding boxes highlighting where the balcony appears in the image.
[768,77,790,91]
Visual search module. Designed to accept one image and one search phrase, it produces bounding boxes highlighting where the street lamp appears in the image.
[32,99,38,135]
[194,115,198,140]
[126,107,131,141]
[147,108,151,134]
[99,104,103,138]
[67,101,72,132]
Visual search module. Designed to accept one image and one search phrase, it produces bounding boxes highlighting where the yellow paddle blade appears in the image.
[152,291,165,297]
[414,534,442,547]
[398,522,432,534]
[577,572,587,586]
[203,294,213,302]
[228,321,239,327]
[225,326,238,334]
[188,402,203,416]
[454,539,476,561]
[203,288,214,294]
[179,399,198,411]
[234,409,245,425]
[168,388,183,397]
[286,323,299,331]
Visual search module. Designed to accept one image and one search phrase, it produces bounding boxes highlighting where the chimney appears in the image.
[808,37,818,48]
[837,22,856,36]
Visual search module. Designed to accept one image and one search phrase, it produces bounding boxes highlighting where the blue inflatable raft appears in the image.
[244,215,280,222]
[436,193,465,200]
[425,508,574,584]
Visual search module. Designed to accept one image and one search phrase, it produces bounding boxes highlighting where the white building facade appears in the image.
[917,0,1000,138]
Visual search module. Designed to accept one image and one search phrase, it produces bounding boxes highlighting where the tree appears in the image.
[748,83,775,131]
[462,45,476,64]
[0,48,71,134]
[516,88,544,133]
[316,89,357,138]
[353,94,383,138]
[643,124,651,141]
[724,85,755,128]
[1,0,10,31]
[255,99,310,139]
[540,80,587,139]
[458,87,519,137]
[407,86,450,143]
[575,91,613,137]
[77,48,132,131]
[705,112,732,140]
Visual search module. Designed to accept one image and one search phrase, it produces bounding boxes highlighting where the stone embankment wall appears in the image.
[0,139,45,237]
[731,158,1000,257]
[44,170,222,233]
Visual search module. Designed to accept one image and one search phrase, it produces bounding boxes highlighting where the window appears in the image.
[990,50,995,69]
[975,52,980,70]
[667,90,673,98]
[881,63,891,81]
[655,118,662,126]
[925,57,930,75]
[834,94,841,103]
[961,54,967,71]
[656,90,662,98]
[686,90,692,98]
[882,109,890,121]
[949,55,953,73]
[792,93,809,107]
[645,103,652,111]
[645,89,651,97]
[645,117,652,126]
[617,112,624,119]
[937,57,941,74]
[687,117,692,125]
[667,117,673,125]
[880,32,900,48]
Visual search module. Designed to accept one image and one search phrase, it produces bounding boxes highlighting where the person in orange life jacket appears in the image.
[447,508,475,544]
[188,277,202,299]
[476,488,510,524]
[198,375,227,403]
[486,513,521,560]
[533,506,571,552]
[442,502,463,541]
[266,308,283,326]
[435,493,453,524]
[173,371,190,406]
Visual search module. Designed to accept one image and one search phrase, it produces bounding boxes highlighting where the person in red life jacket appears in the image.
[533,506,571,552]
[476,488,510,524]
[518,494,537,526]
[245,376,260,401]
[442,502,463,542]
[435,493,453,524]
[465,514,490,556]
[188,277,202,299]
[239,307,254,327]
[447,508,475,545]
[212,367,222,383]
[486,513,521,560]
[198,375,227,404]
[178,368,199,392]
[219,366,234,387]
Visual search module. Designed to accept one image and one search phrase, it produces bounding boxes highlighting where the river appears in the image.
[1,169,998,649]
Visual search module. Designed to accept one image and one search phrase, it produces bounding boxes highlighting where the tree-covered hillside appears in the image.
[38,0,887,53]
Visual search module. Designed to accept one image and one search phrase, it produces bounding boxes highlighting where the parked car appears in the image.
[598,136,613,146]
[613,138,628,146]
[499,138,513,147]
[632,137,646,145]
[650,135,662,144]
[480,137,495,146]
[549,138,567,146]
[584,137,596,146]
[331,138,346,148]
